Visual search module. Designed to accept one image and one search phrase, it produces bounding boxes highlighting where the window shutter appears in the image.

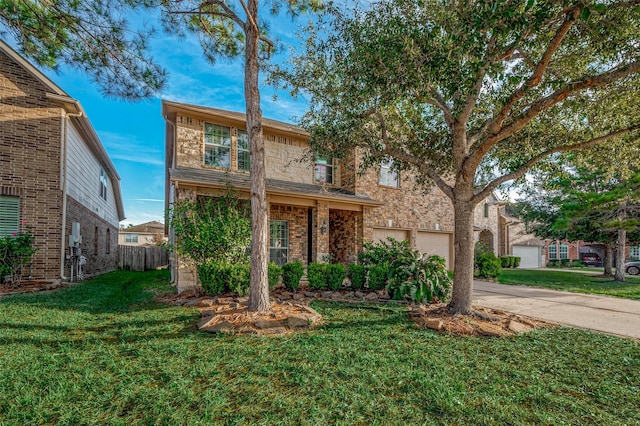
[0,196,20,237]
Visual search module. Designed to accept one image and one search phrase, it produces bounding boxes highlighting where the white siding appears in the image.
[65,122,120,227]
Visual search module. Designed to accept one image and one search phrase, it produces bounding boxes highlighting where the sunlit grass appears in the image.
[1,270,638,424]
[498,269,640,300]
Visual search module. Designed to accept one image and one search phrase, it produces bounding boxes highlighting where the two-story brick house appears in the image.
[163,100,501,291]
[0,40,125,281]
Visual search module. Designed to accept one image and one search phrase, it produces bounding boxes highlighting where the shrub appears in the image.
[326,263,346,291]
[267,262,282,291]
[198,261,229,295]
[387,254,451,303]
[229,263,251,296]
[282,261,304,291]
[513,257,521,268]
[368,263,388,290]
[0,229,38,284]
[499,256,510,268]
[306,262,327,290]
[474,242,501,278]
[347,264,366,290]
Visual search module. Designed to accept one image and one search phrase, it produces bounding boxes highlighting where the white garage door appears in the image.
[372,228,410,244]
[513,245,541,268]
[416,231,452,270]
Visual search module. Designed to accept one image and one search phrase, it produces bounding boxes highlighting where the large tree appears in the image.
[284,0,640,314]
[515,166,640,279]
[1,0,321,312]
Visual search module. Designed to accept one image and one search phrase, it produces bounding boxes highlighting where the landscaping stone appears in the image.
[304,292,318,298]
[287,315,311,328]
[477,322,509,337]
[255,319,285,330]
[292,293,305,300]
[197,299,216,308]
[365,292,379,301]
[320,291,334,299]
[236,297,249,304]
[301,305,320,316]
[217,297,234,304]
[261,327,287,335]
[204,320,235,333]
[278,294,292,301]
[354,291,365,298]
[183,300,200,307]
[423,318,444,331]
[344,292,355,298]
[508,320,532,334]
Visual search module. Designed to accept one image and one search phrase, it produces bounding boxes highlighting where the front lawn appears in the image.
[498,269,640,300]
[1,270,639,424]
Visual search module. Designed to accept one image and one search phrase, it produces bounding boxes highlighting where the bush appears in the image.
[198,261,229,295]
[282,261,304,291]
[326,263,346,291]
[474,242,501,278]
[229,263,251,296]
[347,264,366,290]
[368,263,389,290]
[513,257,521,268]
[0,229,38,284]
[267,262,282,291]
[386,254,451,303]
[499,256,510,268]
[306,262,327,290]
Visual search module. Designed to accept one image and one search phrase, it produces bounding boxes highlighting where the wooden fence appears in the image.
[118,245,169,272]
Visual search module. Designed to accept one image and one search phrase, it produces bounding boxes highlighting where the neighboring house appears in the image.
[119,221,166,246]
[0,40,125,281]
[163,100,501,291]
[498,209,545,268]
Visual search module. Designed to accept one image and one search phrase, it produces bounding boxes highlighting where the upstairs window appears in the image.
[204,123,231,169]
[379,159,399,187]
[315,155,333,184]
[0,195,20,237]
[125,234,139,243]
[99,167,108,201]
[237,129,250,172]
[484,203,489,218]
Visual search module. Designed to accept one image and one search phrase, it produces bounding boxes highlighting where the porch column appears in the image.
[315,201,330,262]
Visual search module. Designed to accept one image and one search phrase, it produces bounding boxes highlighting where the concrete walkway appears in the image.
[473,280,640,339]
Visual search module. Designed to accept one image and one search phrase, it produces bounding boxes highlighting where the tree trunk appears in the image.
[603,242,614,276]
[447,190,476,315]
[614,227,626,282]
[245,0,270,312]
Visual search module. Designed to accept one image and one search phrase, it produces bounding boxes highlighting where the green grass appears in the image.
[498,269,640,300]
[1,270,639,425]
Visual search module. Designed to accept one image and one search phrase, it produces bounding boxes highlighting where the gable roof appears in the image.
[121,221,165,234]
[0,39,125,221]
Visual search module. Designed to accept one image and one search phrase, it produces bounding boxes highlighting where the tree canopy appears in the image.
[284,0,640,313]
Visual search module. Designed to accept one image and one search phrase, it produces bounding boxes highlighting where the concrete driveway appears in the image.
[473,280,640,339]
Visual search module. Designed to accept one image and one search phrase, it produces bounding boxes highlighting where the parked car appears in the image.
[580,253,602,267]
[625,261,640,275]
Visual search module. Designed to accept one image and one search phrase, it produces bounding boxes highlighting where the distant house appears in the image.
[498,209,545,268]
[119,221,166,246]
[163,100,503,291]
[0,40,125,281]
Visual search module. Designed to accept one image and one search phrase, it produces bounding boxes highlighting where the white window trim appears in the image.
[379,159,399,188]
[204,123,232,169]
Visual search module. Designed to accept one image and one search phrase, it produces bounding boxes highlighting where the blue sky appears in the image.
[16,13,311,226]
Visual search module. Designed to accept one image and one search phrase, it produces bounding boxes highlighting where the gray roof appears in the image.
[170,167,382,206]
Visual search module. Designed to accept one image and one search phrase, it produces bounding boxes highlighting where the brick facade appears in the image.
[1,42,123,282]
[165,101,504,291]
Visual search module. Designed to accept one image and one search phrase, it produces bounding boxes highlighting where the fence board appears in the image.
[118,245,168,271]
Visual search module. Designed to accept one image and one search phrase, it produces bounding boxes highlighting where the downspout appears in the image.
[163,112,177,284]
[60,110,83,280]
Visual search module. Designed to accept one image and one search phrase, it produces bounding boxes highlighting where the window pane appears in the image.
[0,195,20,237]
[379,160,399,187]
[205,123,231,147]
[270,221,289,266]
[205,146,231,168]
[237,130,249,150]
[549,244,557,260]
[238,150,250,171]
[315,164,333,184]
[560,244,568,259]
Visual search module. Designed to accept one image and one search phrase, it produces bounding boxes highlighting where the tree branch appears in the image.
[472,124,640,204]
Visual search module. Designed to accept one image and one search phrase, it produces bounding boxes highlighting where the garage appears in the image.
[416,231,452,270]
[512,245,541,268]
[372,228,410,244]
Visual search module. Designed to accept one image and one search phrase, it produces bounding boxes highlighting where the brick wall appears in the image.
[65,196,119,277]
[1,49,65,280]
[270,204,309,264]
